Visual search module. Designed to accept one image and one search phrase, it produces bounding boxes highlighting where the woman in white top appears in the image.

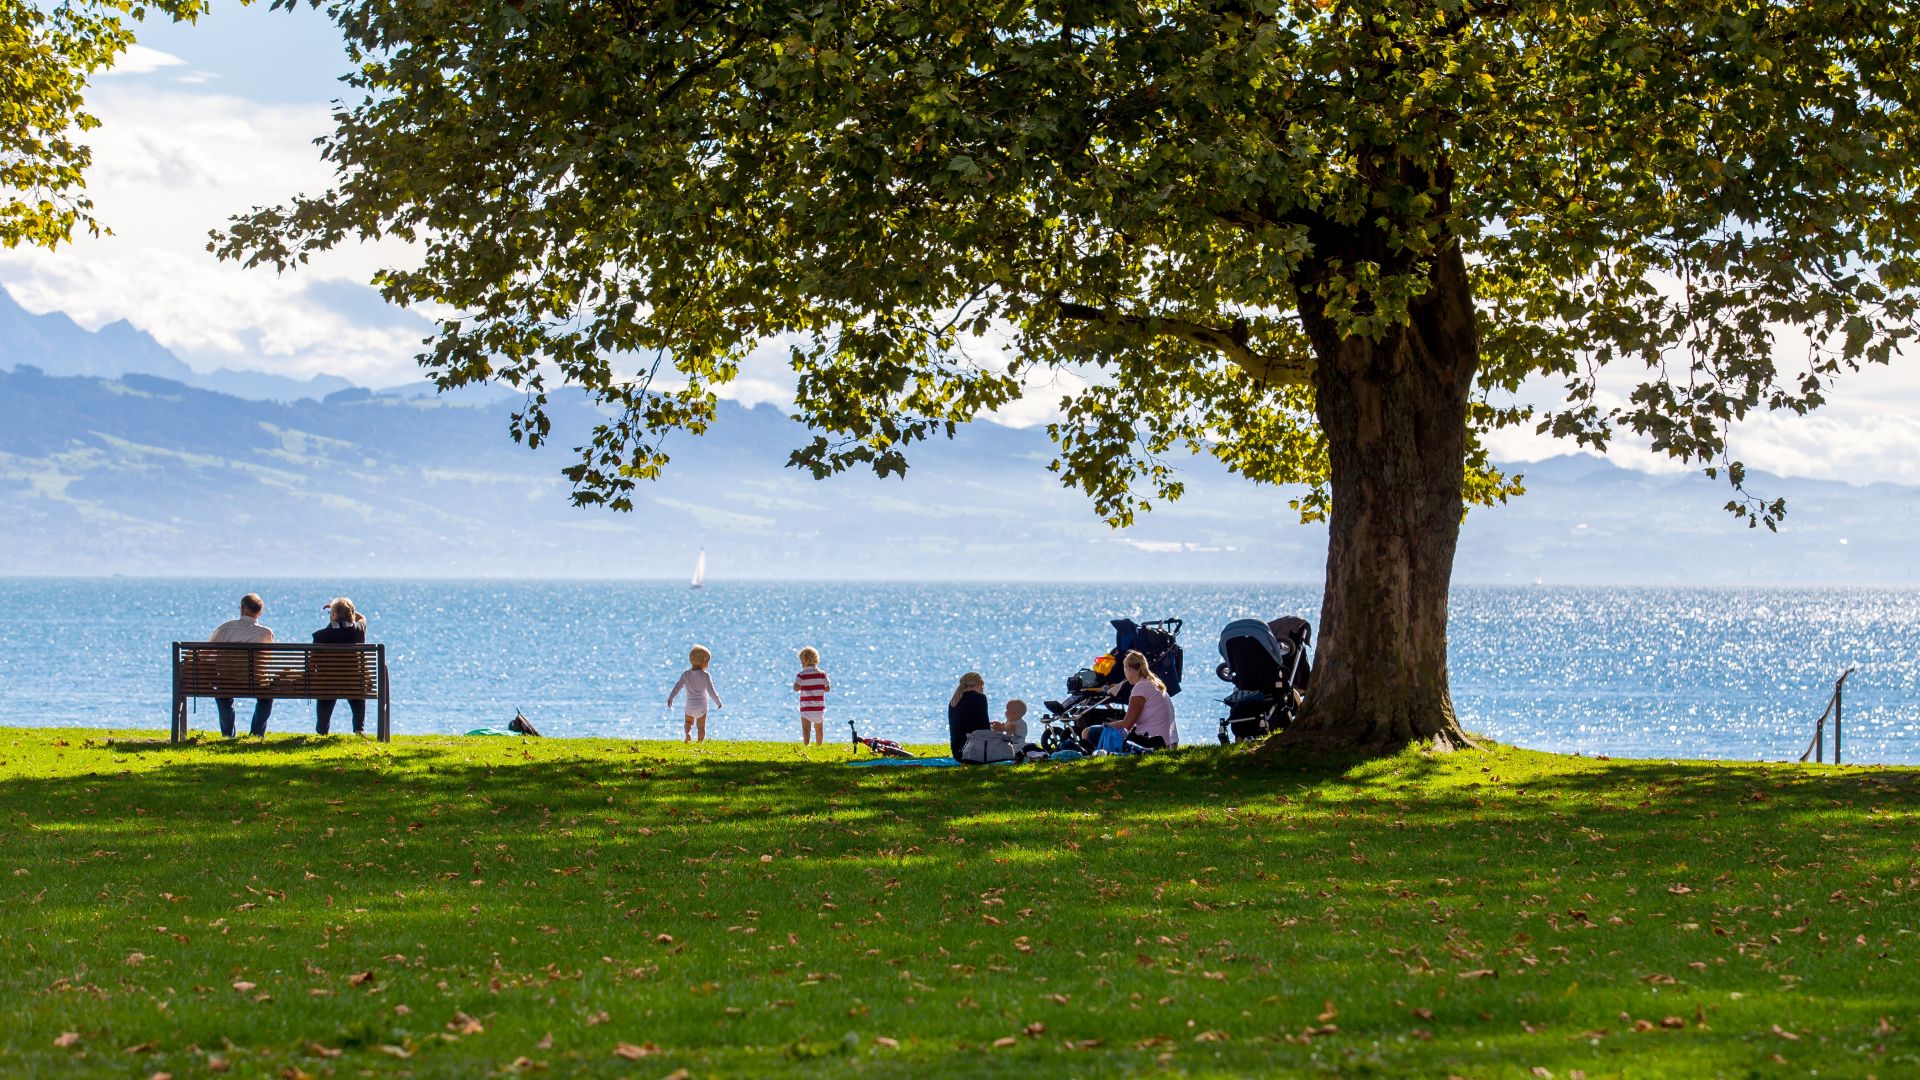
[1081,649,1179,750]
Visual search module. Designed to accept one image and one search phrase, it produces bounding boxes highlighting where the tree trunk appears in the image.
[1278,244,1481,752]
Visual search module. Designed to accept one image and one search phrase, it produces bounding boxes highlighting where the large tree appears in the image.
[221,0,1919,750]
[1,0,204,249]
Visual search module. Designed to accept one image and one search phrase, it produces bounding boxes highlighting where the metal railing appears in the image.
[1798,667,1855,765]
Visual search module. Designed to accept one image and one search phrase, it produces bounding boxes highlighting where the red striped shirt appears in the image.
[795,667,829,711]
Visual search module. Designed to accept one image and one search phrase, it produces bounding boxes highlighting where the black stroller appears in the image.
[1039,618,1185,752]
[1216,616,1313,743]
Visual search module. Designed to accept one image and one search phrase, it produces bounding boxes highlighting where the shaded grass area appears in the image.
[2,728,1917,1078]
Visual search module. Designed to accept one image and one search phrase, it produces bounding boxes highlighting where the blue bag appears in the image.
[1094,726,1127,753]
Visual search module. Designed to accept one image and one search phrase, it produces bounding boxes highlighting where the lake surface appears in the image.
[0,579,1914,764]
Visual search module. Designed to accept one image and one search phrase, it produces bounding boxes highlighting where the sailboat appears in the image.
[690,548,707,589]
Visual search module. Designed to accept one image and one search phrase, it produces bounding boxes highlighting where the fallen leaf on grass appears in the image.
[1063,1038,1102,1050]
[150,1072,173,1080]
[1660,1017,1685,1029]
[1023,1022,1045,1037]
[612,1042,661,1060]
[506,1056,547,1073]
[376,1044,414,1059]
[1194,1029,1231,1042]
[991,1036,1018,1048]
[1457,969,1496,980]
[1772,1024,1800,1041]
[231,981,256,993]
[348,970,375,986]
[447,1012,484,1036]
[1317,1001,1338,1022]
[206,1057,229,1072]
[586,1011,611,1026]
[873,1036,899,1049]
[1409,1007,1434,1021]
[123,1041,158,1054]
[1132,1036,1172,1050]
[53,1033,80,1048]
[536,1032,554,1050]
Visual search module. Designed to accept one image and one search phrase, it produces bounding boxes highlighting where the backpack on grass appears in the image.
[960,730,1016,764]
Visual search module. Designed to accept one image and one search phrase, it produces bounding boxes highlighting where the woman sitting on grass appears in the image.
[1081,650,1179,750]
[947,671,990,759]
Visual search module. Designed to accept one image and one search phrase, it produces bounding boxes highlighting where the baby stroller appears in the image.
[1216,616,1312,743]
[1039,618,1184,752]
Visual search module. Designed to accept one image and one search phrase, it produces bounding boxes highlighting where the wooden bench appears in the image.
[171,642,391,742]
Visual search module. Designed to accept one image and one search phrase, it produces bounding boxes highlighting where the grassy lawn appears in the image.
[1,729,1916,1078]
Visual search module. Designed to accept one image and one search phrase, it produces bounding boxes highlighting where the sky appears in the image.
[3,2,1918,486]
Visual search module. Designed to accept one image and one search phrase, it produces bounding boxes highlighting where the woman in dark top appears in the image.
[313,597,368,735]
[947,671,990,759]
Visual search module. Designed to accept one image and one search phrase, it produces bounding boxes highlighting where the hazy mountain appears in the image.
[2,366,1915,583]
[0,286,355,402]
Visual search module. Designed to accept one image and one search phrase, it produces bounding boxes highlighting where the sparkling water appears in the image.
[0,579,1913,764]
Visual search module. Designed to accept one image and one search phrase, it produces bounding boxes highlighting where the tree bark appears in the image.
[1277,243,1481,752]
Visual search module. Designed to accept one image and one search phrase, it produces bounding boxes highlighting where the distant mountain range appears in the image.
[3,293,1915,583]
[1,286,357,402]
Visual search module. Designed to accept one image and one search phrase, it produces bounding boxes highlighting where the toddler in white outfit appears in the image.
[667,644,723,742]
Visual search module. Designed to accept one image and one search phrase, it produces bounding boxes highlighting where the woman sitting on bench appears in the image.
[313,597,368,735]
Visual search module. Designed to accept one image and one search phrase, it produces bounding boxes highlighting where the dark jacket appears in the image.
[312,622,366,646]
[947,690,990,759]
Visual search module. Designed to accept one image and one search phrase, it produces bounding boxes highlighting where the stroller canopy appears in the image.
[1110,618,1184,696]
[1217,617,1311,693]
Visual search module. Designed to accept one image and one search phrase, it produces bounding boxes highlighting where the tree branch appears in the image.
[1054,301,1312,386]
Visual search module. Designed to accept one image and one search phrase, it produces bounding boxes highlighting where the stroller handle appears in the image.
[1140,617,1183,637]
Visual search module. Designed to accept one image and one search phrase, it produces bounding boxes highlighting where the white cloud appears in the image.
[105,45,188,75]
[0,84,426,386]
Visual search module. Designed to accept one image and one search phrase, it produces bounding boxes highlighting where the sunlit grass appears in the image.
[2,728,1916,1077]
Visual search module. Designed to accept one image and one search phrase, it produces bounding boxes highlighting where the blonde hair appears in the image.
[1123,650,1165,693]
[329,597,362,626]
[798,646,820,666]
[1005,698,1028,719]
[689,644,712,668]
[950,671,984,708]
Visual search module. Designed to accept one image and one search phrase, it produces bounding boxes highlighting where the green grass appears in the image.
[2,729,1916,1078]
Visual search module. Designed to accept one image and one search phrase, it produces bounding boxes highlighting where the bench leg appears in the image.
[172,695,186,743]
[377,662,392,743]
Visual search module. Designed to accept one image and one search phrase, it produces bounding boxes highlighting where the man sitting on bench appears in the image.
[210,593,275,737]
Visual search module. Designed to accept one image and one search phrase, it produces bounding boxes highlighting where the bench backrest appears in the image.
[174,642,379,699]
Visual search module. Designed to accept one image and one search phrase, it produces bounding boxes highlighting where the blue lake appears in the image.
[0,579,1913,764]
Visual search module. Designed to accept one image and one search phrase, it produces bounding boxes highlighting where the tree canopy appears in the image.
[1,0,204,250]
[217,0,1920,746]
[222,0,1918,524]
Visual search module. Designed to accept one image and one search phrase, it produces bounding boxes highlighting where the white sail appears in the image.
[691,548,706,588]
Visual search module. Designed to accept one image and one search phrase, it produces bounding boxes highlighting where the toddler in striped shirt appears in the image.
[793,646,831,745]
